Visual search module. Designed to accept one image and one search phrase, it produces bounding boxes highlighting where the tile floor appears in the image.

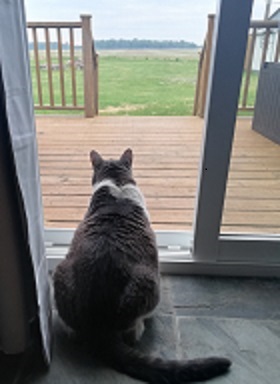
[5,276,280,384]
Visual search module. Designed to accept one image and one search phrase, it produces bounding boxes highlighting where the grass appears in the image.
[98,50,199,116]
[30,49,259,116]
[237,70,259,117]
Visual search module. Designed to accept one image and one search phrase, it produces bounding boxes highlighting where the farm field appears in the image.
[29,48,257,116]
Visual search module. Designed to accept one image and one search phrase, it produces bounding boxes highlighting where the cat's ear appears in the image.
[120,148,133,168]
[90,150,103,169]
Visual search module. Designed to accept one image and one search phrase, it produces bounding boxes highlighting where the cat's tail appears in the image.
[97,334,231,384]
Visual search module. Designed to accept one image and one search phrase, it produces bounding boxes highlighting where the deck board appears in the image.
[36,116,280,234]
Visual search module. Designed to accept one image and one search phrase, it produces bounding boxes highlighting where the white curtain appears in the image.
[0,0,51,363]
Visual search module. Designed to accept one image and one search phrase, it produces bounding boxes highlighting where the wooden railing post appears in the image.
[81,15,95,117]
[193,42,205,116]
[194,14,215,117]
[92,41,99,115]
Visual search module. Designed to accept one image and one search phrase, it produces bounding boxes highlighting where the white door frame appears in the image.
[193,0,255,260]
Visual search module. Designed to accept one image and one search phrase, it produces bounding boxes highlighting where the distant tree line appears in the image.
[95,39,198,50]
[29,39,198,51]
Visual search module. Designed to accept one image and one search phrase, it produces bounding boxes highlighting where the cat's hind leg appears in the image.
[118,270,159,325]
[53,261,79,331]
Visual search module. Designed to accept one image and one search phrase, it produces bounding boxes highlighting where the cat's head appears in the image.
[90,148,135,187]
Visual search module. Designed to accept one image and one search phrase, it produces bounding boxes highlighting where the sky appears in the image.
[25,0,279,45]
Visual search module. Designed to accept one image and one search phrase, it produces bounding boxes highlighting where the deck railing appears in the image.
[27,15,98,117]
[194,16,280,117]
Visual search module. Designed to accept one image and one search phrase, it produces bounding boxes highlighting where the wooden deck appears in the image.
[36,116,280,234]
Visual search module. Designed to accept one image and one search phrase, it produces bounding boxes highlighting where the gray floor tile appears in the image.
[169,276,280,319]
[157,276,174,315]
[177,316,280,384]
[140,314,178,359]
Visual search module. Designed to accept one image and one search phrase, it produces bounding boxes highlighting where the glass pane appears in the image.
[221,118,280,235]
[221,4,280,236]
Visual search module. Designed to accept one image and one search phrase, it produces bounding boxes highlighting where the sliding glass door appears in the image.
[42,0,280,276]
[192,0,280,275]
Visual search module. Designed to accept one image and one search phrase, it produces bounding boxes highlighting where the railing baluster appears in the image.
[197,14,215,118]
[242,27,257,108]
[32,27,43,107]
[45,27,54,106]
[69,28,77,107]
[93,51,99,115]
[261,27,270,66]
[81,15,95,117]
[193,42,206,116]
[27,16,97,116]
[57,27,66,106]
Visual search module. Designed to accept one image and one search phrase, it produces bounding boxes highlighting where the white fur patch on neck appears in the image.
[93,179,149,218]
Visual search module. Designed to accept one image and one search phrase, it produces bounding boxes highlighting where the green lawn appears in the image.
[98,51,199,115]
[30,49,258,116]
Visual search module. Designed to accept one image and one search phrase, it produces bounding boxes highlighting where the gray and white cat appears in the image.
[53,149,231,383]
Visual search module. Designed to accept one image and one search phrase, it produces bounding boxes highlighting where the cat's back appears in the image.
[71,187,157,269]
